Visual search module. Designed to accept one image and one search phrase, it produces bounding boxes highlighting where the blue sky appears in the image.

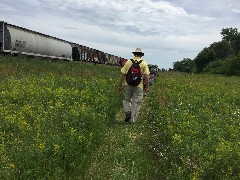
[1,0,240,69]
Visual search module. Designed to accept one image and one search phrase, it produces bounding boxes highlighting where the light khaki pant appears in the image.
[123,85,143,123]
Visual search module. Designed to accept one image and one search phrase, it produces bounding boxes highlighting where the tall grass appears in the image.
[2,55,240,179]
[0,55,122,179]
[146,72,240,179]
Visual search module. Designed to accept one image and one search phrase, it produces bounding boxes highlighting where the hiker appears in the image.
[149,66,156,85]
[118,48,150,123]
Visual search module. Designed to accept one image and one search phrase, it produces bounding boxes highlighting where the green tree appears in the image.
[173,27,240,75]
[233,34,240,54]
[222,55,240,76]
[221,28,240,54]
[173,58,194,73]
[194,47,215,73]
[203,60,225,74]
[221,27,239,42]
[209,40,234,60]
[194,40,233,73]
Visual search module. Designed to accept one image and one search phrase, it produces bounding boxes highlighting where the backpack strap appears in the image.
[130,59,143,65]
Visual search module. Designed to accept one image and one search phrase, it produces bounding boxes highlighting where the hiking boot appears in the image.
[125,112,131,122]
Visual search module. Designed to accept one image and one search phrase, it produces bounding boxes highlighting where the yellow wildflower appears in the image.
[39,143,45,150]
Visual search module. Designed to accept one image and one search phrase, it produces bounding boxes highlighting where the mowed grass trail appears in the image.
[85,103,162,180]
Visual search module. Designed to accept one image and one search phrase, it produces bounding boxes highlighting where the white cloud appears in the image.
[227,4,233,8]
[1,0,240,69]
[232,9,240,13]
[38,0,216,36]
[0,3,17,12]
[21,0,41,6]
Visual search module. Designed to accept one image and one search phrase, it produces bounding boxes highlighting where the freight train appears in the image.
[0,21,128,66]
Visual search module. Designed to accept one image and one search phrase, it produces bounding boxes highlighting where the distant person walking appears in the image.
[150,66,156,85]
[118,48,150,123]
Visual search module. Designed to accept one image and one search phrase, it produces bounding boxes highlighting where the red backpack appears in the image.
[126,59,143,86]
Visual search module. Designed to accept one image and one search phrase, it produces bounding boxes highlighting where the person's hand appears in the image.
[118,86,122,94]
[144,87,148,94]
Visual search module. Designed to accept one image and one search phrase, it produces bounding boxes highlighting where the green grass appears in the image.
[0,55,123,179]
[1,55,240,179]
[84,108,162,180]
[146,72,240,179]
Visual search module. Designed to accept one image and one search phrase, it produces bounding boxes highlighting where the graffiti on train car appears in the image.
[15,40,26,48]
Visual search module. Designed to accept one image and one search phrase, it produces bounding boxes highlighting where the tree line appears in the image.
[173,28,240,76]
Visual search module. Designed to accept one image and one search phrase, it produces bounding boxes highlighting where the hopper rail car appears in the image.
[0,21,127,66]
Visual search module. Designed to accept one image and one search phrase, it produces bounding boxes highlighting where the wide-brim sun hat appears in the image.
[132,48,144,55]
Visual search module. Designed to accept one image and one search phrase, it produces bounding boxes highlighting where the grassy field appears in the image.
[1,55,240,179]
[147,72,240,179]
[0,55,123,179]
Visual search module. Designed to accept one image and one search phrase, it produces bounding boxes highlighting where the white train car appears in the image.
[0,21,72,60]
